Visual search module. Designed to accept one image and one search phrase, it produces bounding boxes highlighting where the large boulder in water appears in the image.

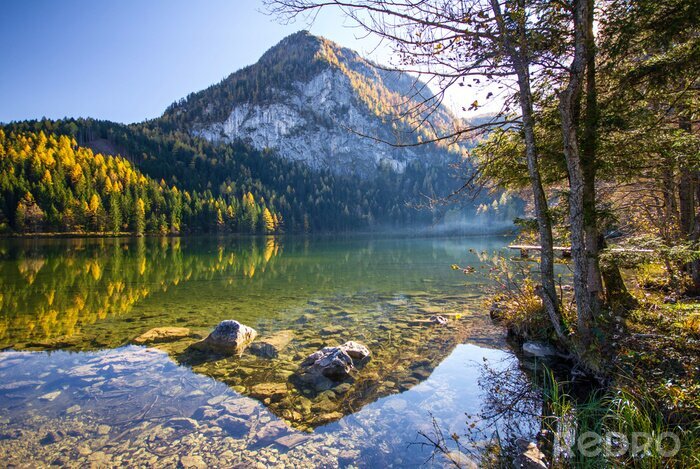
[295,341,371,391]
[191,320,257,355]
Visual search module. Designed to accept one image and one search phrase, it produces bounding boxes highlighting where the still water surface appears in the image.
[0,236,535,467]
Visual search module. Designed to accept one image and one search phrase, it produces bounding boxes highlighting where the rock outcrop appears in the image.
[164,31,459,178]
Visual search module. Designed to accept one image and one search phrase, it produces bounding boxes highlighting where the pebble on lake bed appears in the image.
[430,315,448,325]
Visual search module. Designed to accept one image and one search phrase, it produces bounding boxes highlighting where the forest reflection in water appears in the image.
[0,236,282,348]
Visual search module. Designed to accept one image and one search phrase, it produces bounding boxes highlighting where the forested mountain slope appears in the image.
[0,129,284,234]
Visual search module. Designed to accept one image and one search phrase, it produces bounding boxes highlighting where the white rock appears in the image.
[522,341,560,358]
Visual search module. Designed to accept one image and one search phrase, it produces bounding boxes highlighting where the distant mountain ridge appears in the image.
[160,31,461,176]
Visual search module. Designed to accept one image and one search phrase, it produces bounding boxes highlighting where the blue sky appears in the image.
[0,0,389,124]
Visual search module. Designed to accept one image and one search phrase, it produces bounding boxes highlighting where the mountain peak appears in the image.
[160,31,459,176]
[258,30,326,66]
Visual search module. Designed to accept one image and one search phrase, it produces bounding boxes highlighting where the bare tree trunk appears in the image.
[521,85,565,340]
[599,235,638,311]
[559,0,594,344]
[661,159,678,241]
[490,0,565,340]
[581,0,604,318]
[679,171,694,237]
[678,114,700,293]
[679,116,695,238]
[692,179,700,293]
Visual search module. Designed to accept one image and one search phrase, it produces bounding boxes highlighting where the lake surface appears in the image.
[0,235,537,467]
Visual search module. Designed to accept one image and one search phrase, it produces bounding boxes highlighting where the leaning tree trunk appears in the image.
[521,81,566,340]
[489,0,565,340]
[559,0,594,345]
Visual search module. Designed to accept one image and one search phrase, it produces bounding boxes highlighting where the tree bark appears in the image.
[520,82,565,340]
[678,171,694,238]
[692,179,700,293]
[661,158,678,241]
[679,116,695,239]
[678,114,700,293]
[559,0,594,344]
[581,0,604,318]
[489,0,565,340]
[599,235,638,312]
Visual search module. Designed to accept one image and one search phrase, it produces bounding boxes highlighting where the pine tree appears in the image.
[262,207,275,233]
[135,198,145,236]
[109,193,121,234]
[88,194,101,231]
[216,208,225,231]
[15,199,26,232]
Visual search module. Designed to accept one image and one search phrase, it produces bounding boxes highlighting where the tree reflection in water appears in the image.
[0,236,281,348]
[416,354,544,467]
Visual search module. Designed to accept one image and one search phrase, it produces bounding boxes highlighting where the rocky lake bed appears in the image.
[0,236,533,467]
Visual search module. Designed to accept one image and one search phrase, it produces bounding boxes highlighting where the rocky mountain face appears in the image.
[161,31,460,177]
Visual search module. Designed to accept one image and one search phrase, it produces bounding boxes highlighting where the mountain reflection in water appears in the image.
[0,344,534,467]
[0,235,537,466]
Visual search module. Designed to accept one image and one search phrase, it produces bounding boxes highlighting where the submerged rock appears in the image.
[214,415,250,437]
[190,320,257,355]
[192,406,221,421]
[276,433,310,449]
[295,341,370,391]
[38,390,61,401]
[249,330,294,359]
[430,315,448,325]
[252,420,290,445]
[249,342,278,358]
[338,341,371,363]
[39,431,59,446]
[180,455,207,469]
[250,382,288,403]
[132,327,192,345]
[166,417,199,431]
